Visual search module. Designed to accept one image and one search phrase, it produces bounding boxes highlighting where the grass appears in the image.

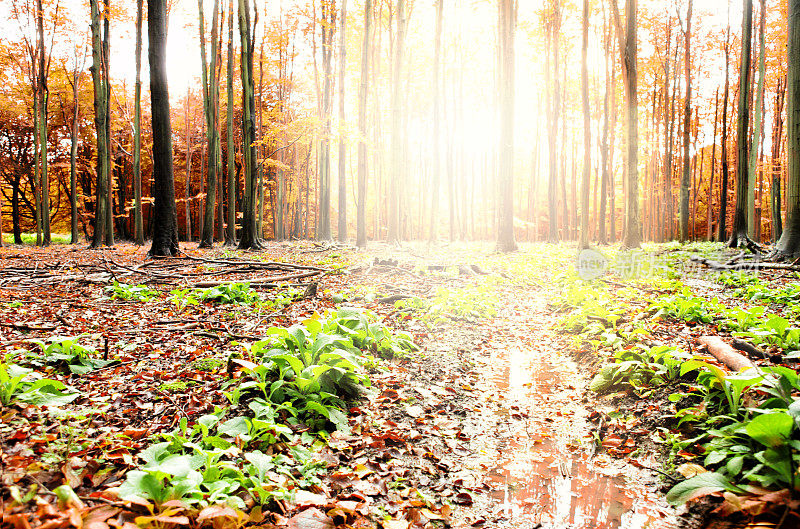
[2,233,74,245]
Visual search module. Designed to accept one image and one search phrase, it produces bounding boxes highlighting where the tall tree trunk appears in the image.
[148,0,180,257]
[718,29,732,241]
[69,57,84,245]
[388,0,405,243]
[103,3,114,246]
[90,0,109,248]
[428,0,443,243]
[748,0,766,240]
[579,0,590,249]
[708,89,719,240]
[317,0,335,240]
[729,0,755,248]
[225,0,236,245]
[133,0,144,245]
[599,11,610,245]
[337,0,348,240]
[356,0,372,248]
[185,92,193,241]
[497,0,517,252]
[545,0,561,242]
[679,0,692,241]
[36,0,50,246]
[772,76,786,243]
[774,0,800,258]
[199,0,221,248]
[237,0,261,249]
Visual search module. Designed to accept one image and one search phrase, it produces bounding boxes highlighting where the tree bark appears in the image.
[497,0,517,252]
[225,0,236,245]
[198,0,221,248]
[718,28,731,242]
[388,0,405,243]
[89,0,109,248]
[579,0,591,249]
[337,0,348,241]
[773,0,800,259]
[728,0,755,249]
[679,0,692,241]
[133,0,144,245]
[748,0,766,240]
[148,0,180,257]
[356,0,372,248]
[36,0,50,246]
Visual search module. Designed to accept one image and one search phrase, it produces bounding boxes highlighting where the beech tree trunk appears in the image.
[388,0,405,243]
[36,0,50,246]
[198,0,221,248]
[133,0,144,245]
[148,0,180,257]
[579,0,590,249]
[748,0,766,240]
[718,30,731,242]
[225,0,236,245]
[497,0,517,252]
[89,0,110,248]
[356,0,372,248]
[729,0,754,249]
[774,0,800,258]
[679,0,692,241]
[337,0,348,241]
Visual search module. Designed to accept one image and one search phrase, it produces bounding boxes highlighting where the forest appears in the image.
[2,0,800,528]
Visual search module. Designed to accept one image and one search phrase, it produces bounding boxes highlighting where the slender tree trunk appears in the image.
[579,0,590,249]
[90,0,109,248]
[225,0,236,245]
[774,0,800,258]
[317,0,335,240]
[356,0,372,248]
[103,2,114,246]
[748,0,766,240]
[237,0,261,249]
[497,0,517,252]
[133,0,144,245]
[185,92,193,241]
[729,0,754,248]
[148,0,180,256]
[545,1,561,242]
[198,0,220,248]
[719,31,732,241]
[679,0,692,241]
[708,89,719,240]
[772,76,786,243]
[337,0,348,240]
[69,60,83,245]
[388,0,405,243]
[36,0,50,246]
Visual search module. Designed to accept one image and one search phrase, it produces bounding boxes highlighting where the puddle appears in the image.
[463,299,678,529]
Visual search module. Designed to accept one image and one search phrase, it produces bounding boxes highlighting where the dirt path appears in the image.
[450,284,679,529]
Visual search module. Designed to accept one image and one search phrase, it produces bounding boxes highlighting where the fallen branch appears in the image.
[690,256,800,272]
[191,270,321,288]
[731,338,769,361]
[698,335,757,372]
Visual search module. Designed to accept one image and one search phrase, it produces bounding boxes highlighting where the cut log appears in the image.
[698,335,757,372]
[731,338,768,360]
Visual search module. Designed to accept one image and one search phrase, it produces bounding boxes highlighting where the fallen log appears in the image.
[731,338,769,361]
[698,335,757,372]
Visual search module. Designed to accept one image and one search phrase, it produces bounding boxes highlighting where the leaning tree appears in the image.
[148,0,180,257]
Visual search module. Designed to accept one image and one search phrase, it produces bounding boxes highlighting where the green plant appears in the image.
[1,357,80,406]
[734,315,800,352]
[590,345,690,393]
[191,357,225,372]
[159,380,194,393]
[200,283,260,305]
[105,281,160,302]
[168,288,200,312]
[650,290,722,324]
[26,336,115,374]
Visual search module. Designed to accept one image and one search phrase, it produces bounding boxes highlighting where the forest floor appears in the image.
[1,240,798,529]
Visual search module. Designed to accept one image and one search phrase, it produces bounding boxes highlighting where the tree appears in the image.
[148,0,180,257]
[36,0,50,246]
[544,0,561,243]
[496,0,517,252]
[133,0,144,245]
[428,0,443,243]
[337,0,347,241]
[579,0,590,249]
[773,0,800,259]
[317,0,336,241]
[198,0,222,248]
[678,0,692,241]
[237,0,261,250]
[89,0,111,248]
[621,0,640,248]
[748,0,766,240]
[388,0,406,243]
[718,21,732,242]
[728,0,756,249]
[225,0,236,245]
[65,46,86,245]
[356,0,372,248]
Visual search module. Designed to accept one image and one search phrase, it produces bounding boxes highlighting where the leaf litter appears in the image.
[1,241,699,529]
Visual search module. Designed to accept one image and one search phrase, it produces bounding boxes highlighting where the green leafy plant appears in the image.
[168,289,200,312]
[199,283,260,305]
[26,336,115,374]
[590,345,690,393]
[1,357,80,406]
[105,281,160,302]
